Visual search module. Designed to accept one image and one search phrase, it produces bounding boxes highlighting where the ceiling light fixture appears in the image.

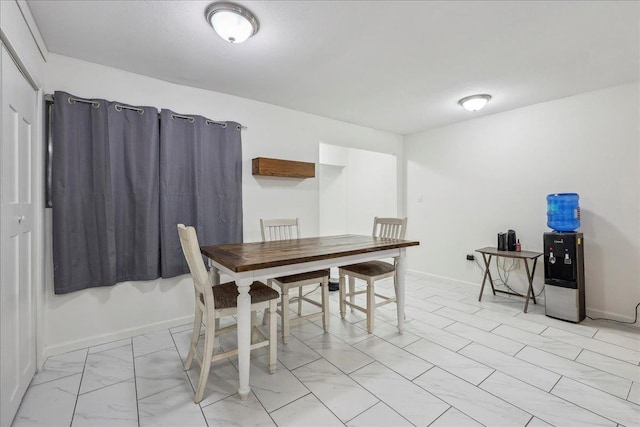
[458,94,492,112]
[205,2,259,44]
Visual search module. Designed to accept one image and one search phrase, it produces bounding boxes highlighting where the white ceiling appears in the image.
[27,1,639,135]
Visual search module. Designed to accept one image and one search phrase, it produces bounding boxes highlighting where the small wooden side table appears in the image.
[475,247,543,313]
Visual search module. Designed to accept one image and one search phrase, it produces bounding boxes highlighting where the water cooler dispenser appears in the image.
[544,193,585,322]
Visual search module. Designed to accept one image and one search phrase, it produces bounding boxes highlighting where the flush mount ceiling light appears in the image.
[458,94,492,112]
[205,2,259,44]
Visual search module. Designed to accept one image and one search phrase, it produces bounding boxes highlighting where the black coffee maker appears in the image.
[498,229,517,251]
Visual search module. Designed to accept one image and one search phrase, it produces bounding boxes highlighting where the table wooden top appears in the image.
[476,247,543,259]
[201,234,420,273]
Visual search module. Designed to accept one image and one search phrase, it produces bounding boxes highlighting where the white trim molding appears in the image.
[41,315,195,361]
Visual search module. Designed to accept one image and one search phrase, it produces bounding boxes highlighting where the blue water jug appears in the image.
[547,193,580,232]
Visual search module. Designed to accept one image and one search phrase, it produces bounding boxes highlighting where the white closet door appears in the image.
[0,44,37,427]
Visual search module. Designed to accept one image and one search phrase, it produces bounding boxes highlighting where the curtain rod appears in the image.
[44,94,247,130]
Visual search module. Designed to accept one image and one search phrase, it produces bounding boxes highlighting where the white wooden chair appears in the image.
[260,218,330,344]
[177,224,279,404]
[338,217,407,333]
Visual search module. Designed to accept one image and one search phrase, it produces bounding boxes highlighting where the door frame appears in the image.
[0,33,45,371]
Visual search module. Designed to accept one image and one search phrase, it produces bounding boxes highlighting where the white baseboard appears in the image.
[408,269,546,305]
[407,269,480,288]
[407,269,640,327]
[41,314,195,362]
[586,307,639,328]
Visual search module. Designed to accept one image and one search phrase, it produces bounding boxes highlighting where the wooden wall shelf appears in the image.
[252,157,315,178]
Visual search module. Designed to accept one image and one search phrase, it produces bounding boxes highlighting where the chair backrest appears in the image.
[177,224,214,307]
[372,217,407,239]
[260,218,300,242]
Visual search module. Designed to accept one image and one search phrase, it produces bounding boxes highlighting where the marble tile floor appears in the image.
[12,274,640,427]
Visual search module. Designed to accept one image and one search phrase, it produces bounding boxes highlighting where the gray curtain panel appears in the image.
[159,109,243,278]
[52,91,160,294]
[107,101,160,283]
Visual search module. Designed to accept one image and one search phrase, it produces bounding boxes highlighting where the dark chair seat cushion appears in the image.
[274,269,330,284]
[213,281,280,310]
[340,260,394,276]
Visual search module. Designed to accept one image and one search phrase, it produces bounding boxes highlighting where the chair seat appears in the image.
[213,281,280,309]
[274,269,330,284]
[340,260,394,276]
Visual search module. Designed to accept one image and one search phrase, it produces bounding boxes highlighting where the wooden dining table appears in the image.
[200,234,419,399]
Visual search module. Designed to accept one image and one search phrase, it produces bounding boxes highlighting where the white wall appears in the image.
[405,82,640,324]
[318,163,348,236]
[319,144,397,237]
[318,143,348,236]
[43,54,403,357]
[346,148,397,235]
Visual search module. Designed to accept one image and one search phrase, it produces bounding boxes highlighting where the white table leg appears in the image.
[395,248,406,334]
[236,277,252,400]
[207,260,220,285]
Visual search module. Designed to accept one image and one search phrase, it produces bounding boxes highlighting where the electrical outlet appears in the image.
[466,254,475,261]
